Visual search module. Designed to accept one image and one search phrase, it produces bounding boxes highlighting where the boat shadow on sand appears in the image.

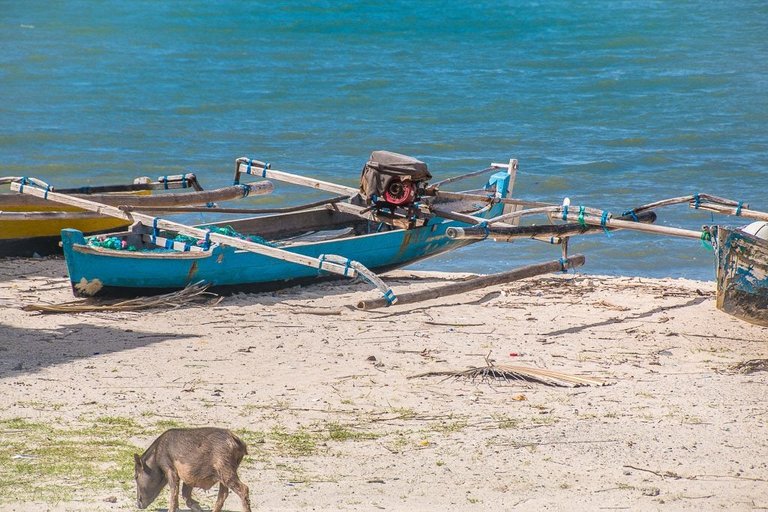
[0,324,200,380]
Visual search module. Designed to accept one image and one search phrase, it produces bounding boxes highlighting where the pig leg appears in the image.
[165,469,180,512]
[223,475,251,512]
[182,482,203,512]
[212,483,229,512]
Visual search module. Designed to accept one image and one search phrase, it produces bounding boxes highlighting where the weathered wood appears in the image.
[356,254,586,310]
[429,207,508,226]
[712,226,768,327]
[633,193,742,214]
[0,211,105,221]
[57,174,202,193]
[428,190,552,209]
[429,166,495,188]
[0,181,273,209]
[447,211,657,241]
[562,213,702,239]
[329,202,427,229]
[691,203,768,222]
[0,176,50,188]
[235,157,358,196]
[120,195,350,215]
[121,181,274,207]
[486,204,606,226]
[10,181,358,278]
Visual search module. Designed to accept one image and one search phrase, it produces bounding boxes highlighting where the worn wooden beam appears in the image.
[356,254,585,310]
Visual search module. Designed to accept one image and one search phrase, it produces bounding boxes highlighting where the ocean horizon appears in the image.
[3,1,766,281]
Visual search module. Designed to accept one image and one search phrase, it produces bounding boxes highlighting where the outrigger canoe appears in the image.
[0,174,272,257]
[10,152,531,298]
[64,158,518,296]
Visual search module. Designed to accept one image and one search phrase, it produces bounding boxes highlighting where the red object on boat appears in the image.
[384,180,416,206]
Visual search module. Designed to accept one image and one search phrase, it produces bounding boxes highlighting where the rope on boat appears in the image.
[318,254,398,305]
[600,211,612,236]
[623,209,640,222]
[577,206,586,227]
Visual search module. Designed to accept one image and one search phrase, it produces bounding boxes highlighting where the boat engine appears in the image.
[359,151,432,210]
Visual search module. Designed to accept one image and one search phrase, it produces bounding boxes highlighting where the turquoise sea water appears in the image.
[2,2,767,280]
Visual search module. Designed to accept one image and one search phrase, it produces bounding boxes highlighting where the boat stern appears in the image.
[61,228,105,296]
[713,225,768,327]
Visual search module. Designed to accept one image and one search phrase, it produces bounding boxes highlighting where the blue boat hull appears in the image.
[61,216,485,295]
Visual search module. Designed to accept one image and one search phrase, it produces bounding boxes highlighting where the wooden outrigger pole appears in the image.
[234,157,359,196]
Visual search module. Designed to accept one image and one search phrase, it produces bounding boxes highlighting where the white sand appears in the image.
[1,257,767,511]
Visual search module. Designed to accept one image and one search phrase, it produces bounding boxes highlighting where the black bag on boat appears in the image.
[359,151,432,206]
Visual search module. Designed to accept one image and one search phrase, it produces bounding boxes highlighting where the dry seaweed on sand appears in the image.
[22,282,221,314]
[727,359,768,375]
[409,356,607,388]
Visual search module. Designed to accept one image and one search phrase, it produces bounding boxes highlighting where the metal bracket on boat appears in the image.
[329,201,428,230]
[318,254,398,305]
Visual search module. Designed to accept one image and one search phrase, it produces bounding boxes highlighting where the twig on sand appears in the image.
[288,308,343,316]
[623,465,681,479]
[622,465,768,483]
[424,320,485,327]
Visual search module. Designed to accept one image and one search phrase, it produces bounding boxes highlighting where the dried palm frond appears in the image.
[23,282,221,314]
[409,356,607,388]
[727,359,768,375]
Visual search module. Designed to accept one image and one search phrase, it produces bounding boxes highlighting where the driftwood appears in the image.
[356,254,585,310]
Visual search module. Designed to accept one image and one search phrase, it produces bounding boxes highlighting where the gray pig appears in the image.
[133,427,251,512]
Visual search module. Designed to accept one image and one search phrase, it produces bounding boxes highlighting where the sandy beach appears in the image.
[1,257,767,511]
